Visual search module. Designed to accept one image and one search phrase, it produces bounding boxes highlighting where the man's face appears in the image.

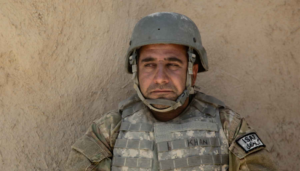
[138,44,188,109]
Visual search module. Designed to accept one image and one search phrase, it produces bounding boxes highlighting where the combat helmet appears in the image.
[126,12,208,112]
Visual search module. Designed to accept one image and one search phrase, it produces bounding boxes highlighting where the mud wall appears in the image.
[0,0,299,170]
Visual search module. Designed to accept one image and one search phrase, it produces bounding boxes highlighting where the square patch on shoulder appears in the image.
[236,132,265,153]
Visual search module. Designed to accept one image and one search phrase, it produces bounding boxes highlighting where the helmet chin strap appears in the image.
[129,47,196,113]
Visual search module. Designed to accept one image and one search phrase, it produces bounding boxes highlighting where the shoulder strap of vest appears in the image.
[118,94,143,118]
[118,94,140,111]
[194,91,225,108]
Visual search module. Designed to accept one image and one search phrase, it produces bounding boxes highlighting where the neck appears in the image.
[150,98,190,122]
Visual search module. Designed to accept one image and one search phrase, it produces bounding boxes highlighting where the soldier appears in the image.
[65,12,275,171]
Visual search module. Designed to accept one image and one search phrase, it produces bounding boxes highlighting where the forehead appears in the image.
[139,44,187,59]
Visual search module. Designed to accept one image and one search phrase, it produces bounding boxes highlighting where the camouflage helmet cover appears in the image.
[126,12,208,73]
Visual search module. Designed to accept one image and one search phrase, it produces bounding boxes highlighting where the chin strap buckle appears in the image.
[176,90,189,105]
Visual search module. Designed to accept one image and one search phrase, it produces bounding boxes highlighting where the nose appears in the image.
[154,64,169,84]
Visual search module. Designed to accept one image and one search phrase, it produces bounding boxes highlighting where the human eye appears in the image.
[144,63,156,68]
[168,63,179,66]
[167,63,180,70]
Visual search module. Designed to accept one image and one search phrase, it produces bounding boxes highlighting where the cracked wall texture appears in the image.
[0,0,299,170]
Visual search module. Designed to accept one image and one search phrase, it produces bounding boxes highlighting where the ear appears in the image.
[192,63,198,86]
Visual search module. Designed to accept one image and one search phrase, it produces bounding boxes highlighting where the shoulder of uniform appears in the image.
[219,107,242,125]
[225,109,268,159]
[71,110,121,163]
[219,107,242,144]
[92,110,122,146]
[194,91,225,108]
[219,108,268,160]
[72,110,122,163]
[93,109,121,126]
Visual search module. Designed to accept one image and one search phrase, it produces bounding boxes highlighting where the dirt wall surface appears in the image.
[0,0,299,170]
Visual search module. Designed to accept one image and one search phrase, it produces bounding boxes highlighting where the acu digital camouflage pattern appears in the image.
[65,92,276,171]
[112,92,229,171]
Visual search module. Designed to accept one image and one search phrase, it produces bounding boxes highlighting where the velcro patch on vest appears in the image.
[157,137,220,152]
[236,132,265,153]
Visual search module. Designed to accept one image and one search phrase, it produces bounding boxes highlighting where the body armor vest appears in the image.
[112,92,229,171]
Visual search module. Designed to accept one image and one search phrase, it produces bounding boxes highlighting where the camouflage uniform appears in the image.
[65,92,276,171]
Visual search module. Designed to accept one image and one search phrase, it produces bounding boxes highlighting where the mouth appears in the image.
[150,89,174,94]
